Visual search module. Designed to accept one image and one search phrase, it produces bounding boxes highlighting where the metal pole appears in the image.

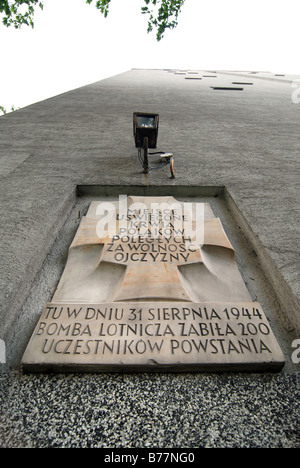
[143,137,149,174]
[170,157,175,179]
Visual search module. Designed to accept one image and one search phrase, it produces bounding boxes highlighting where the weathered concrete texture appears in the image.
[0,69,300,447]
[0,372,299,448]
[0,69,299,342]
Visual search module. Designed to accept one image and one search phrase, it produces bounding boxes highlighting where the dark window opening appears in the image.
[211,87,244,91]
[232,82,253,85]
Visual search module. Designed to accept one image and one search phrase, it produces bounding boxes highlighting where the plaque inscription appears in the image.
[22,196,285,371]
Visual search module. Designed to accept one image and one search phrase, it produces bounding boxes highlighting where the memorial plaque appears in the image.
[22,196,285,372]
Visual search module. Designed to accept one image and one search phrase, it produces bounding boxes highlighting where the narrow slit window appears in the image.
[211,87,244,91]
[232,82,253,85]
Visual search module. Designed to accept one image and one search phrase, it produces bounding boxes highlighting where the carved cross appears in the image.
[55,199,234,303]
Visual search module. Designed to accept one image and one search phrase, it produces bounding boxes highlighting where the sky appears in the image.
[1,0,300,111]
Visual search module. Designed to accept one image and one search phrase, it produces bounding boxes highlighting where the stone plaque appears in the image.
[22,196,285,371]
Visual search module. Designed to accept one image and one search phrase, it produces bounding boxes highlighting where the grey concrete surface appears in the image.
[0,69,299,447]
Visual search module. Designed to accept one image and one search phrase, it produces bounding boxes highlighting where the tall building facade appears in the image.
[0,69,299,447]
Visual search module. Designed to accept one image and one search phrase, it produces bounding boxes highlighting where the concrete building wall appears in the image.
[0,69,299,447]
